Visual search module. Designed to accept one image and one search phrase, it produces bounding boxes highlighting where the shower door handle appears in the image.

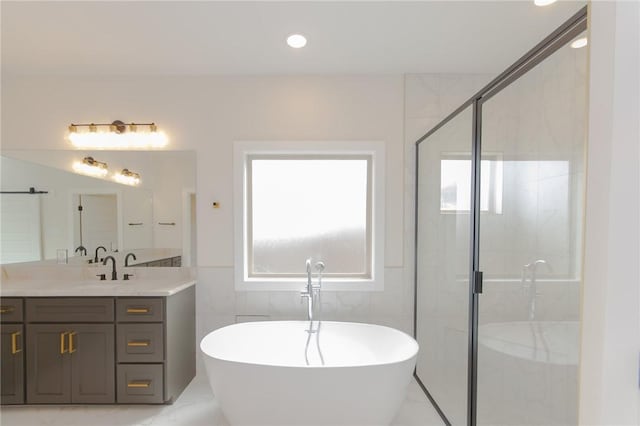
[473,270,483,294]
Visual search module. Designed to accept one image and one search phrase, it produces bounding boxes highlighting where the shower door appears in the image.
[416,105,474,425]
[414,7,588,426]
[475,30,588,426]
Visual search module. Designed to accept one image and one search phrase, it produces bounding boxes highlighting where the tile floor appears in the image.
[0,376,444,426]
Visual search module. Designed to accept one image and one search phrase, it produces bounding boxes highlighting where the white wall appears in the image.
[0,75,417,341]
[579,1,640,425]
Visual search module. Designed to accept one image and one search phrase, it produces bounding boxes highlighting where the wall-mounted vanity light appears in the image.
[72,156,108,177]
[114,168,141,186]
[570,37,588,49]
[67,120,168,149]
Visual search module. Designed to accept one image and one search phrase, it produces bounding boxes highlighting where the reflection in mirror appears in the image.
[0,150,196,267]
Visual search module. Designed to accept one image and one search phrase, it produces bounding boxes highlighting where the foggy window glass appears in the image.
[249,157,371,277]
[440,155,503,214]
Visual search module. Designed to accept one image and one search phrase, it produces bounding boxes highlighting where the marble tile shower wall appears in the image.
[195,74,493,371]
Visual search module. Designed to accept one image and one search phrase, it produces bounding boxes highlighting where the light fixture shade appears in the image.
[67,120,168,149]
[72,156,108,177]
[114,168,141,186]
[286,34,307,48]
[570,37,588,49]
[534,0,557,6]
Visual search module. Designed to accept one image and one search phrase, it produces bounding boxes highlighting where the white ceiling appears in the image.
[1,1,586,75]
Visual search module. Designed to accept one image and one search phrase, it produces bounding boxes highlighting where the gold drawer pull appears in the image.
[127,340,150,347]
[69,331,77,354]
[11,331,22,354]
[127,380,151,388]
[0,306,15,314]
[126,307,150,314]
[60,331,69,354]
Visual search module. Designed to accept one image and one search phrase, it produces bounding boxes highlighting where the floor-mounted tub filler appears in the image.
[200,320,419,426]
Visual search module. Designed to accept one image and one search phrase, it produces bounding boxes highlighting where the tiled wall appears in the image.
[195,73,494,374]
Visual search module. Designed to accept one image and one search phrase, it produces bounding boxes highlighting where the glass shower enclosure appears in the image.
[415,8,588,426]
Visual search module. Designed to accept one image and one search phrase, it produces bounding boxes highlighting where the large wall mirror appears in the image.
[0,150,196,266]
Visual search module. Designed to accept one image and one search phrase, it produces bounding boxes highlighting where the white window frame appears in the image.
[233,141,385,292]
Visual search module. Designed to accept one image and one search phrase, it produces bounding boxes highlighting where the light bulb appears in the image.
[534,0,557,6]
[287,34,307,49]
[570,37,588,49]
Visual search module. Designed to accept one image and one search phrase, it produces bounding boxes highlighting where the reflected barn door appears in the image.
[0,194,42,263]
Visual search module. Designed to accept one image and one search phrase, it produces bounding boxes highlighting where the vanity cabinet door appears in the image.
[1,324,24,404]
[70,324,115,403]
[26,324,115,403]
[26,324,72,403]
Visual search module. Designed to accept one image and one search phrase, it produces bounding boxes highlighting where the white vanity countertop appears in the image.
[0,278,196,297]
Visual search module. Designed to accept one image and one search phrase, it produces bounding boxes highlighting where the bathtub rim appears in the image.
[200,320,419,369]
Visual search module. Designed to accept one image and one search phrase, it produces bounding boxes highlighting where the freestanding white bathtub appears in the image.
[200,321,419,426]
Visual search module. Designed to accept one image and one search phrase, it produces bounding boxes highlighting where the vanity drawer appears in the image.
[116,298,163,322]
[117,364,164,404]
[26,298,114,323]
[117,323,164,363]
[0,298,23,323]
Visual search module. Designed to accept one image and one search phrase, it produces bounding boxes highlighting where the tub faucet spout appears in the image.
[301,258,325,321]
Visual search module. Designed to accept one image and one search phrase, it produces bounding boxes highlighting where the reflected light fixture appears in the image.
[534,0,557,5]
[72,156,108,177]
[67,120,168,149]
[286,34,307,48]
[570,37,588,49]
[114,168,141,186]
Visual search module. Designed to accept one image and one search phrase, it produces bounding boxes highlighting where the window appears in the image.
[234,141,385,291]
[440,153,503,214]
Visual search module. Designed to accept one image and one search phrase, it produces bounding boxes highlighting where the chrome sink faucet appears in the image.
[522,259,552,321]
[301,258,325,321]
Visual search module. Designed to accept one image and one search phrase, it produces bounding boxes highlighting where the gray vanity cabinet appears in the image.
[1,323,24,404]
[1,287,194,406]
[115,287,195,404]
[25,324,72,403]
[25,298,115,404]
[1,298,24,405]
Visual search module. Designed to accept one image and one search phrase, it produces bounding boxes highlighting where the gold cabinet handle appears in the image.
[60,331,69,354]
[69,331,77,354]
[127,380,151,388]
[127,340,150,347]
[126,307,150,314]
[11,331,22,355]
[0,306,15,314]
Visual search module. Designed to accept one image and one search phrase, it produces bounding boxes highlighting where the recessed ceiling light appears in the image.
[286,34,307,49]
[534,0,557,6]
[570,37,588,49]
